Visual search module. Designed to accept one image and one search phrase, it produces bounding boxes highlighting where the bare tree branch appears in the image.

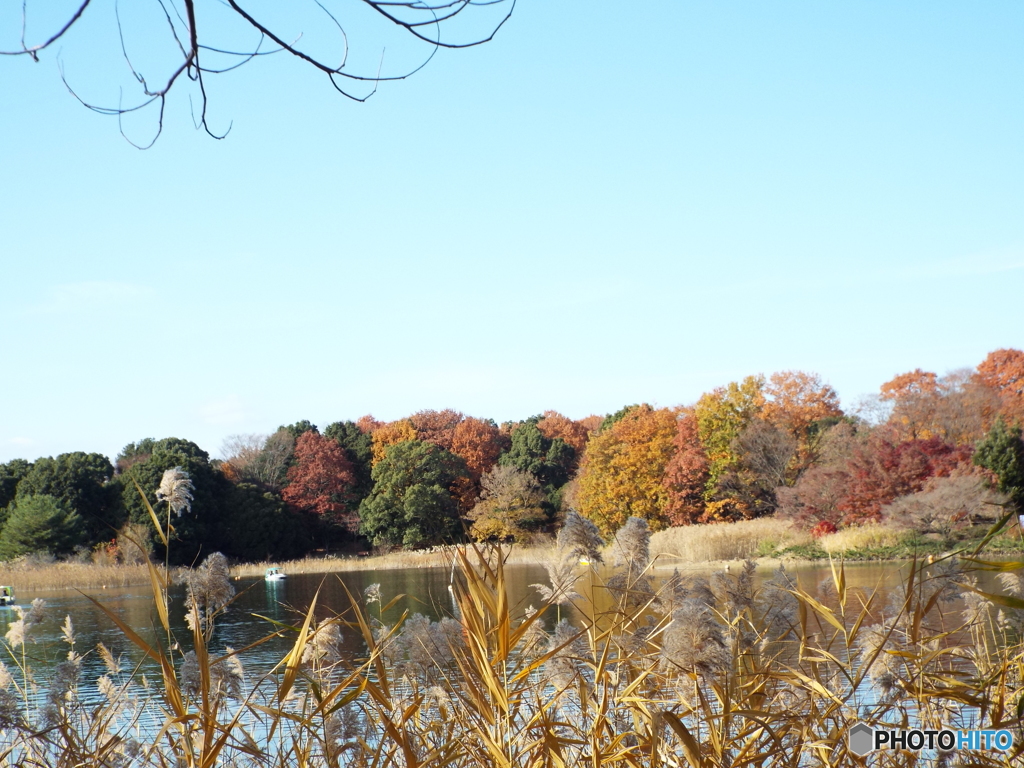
[2,0,515,145]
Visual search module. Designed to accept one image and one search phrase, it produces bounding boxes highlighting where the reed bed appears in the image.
[0,560,157,592]
[229,541,560,579]
[818,523,910,554]
[650,516,810,564]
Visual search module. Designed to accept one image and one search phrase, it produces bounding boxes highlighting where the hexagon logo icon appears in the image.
[849,722,875,756]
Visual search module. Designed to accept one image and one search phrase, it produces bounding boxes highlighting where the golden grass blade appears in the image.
[146,558,170,635]
[793,590,846,636]
[132,476,168,547]
[276,590,318,706]
[662,710,706,768]
[960,583,1024,611]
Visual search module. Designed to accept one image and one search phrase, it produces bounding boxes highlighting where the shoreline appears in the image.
[4,543,1021,594]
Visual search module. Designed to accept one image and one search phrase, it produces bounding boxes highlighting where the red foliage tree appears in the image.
[282,432,357,530]
[662,411,710,525]
[838,434,972,525]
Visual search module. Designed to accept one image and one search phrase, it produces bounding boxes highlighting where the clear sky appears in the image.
[1,1,1021,464]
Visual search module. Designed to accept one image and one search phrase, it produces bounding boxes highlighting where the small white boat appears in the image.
[264,567,286,582]
[0,586,14,607]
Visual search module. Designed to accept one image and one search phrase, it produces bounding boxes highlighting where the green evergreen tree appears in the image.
[359,440,467,548]
[974,419,1024,510]
[0,494,85,560]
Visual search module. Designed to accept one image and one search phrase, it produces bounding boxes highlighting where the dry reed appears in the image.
[817,522,909,553]
[649,517,810,564]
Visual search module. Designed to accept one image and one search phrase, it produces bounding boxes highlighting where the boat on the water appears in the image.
[0,586,14,607]
[264,567,286,582]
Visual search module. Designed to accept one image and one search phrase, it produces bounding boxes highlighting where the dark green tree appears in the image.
[0,459,32,526]
[219,483,309,562]
[16,452,117,544]
[0,494,85,560]
[974,419,1024,510]
[499,420,575,512]
[359,440,468,548]
[279,421,319,440]
[116,438,158,473]
[112,438,230,564]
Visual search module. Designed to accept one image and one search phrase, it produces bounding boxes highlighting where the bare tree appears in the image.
[1,0,515,146]
[221,429,293,490]
[882,473,1008,537]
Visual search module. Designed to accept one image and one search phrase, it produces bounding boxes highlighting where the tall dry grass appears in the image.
[0,559,158,592]
[817,522,909,554]
[229,540,560,578]
[650,517,810,564]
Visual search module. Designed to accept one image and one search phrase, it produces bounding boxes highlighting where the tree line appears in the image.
[1,348,1022,564]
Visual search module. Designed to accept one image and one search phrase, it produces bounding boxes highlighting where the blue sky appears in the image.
[1,1,1021,464]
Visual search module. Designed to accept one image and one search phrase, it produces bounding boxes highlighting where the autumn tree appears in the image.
[371,420,418,465]
[662,411,710,525]
[356,415,385,434]
[576,405,677,535]
[839,433,972,525]
[410,409,464,451]
[976,348,1024,424]
[448,417,509,510]
[879,367,998,444]
[282,432,357,532]
[692,375,766,519]
[716,419,797,519]
[359,441,468,548]
[762,370,843,469]
[467,465,547,542]
[537,411,590,458]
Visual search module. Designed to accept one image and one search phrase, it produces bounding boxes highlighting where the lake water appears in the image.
[0,558,1008,703]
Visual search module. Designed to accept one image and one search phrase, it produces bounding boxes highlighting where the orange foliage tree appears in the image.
[447,416,508,510]
[356,415,384,434]
[762,370,843,460]
[576,405,678,535]
[370,420,417,465]
[976,348,1024,424]
[410,409,464,451]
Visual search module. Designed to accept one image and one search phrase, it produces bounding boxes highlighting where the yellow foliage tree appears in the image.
[370,420,417,465]
[576,405,677,536]
[693,376,766,498]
